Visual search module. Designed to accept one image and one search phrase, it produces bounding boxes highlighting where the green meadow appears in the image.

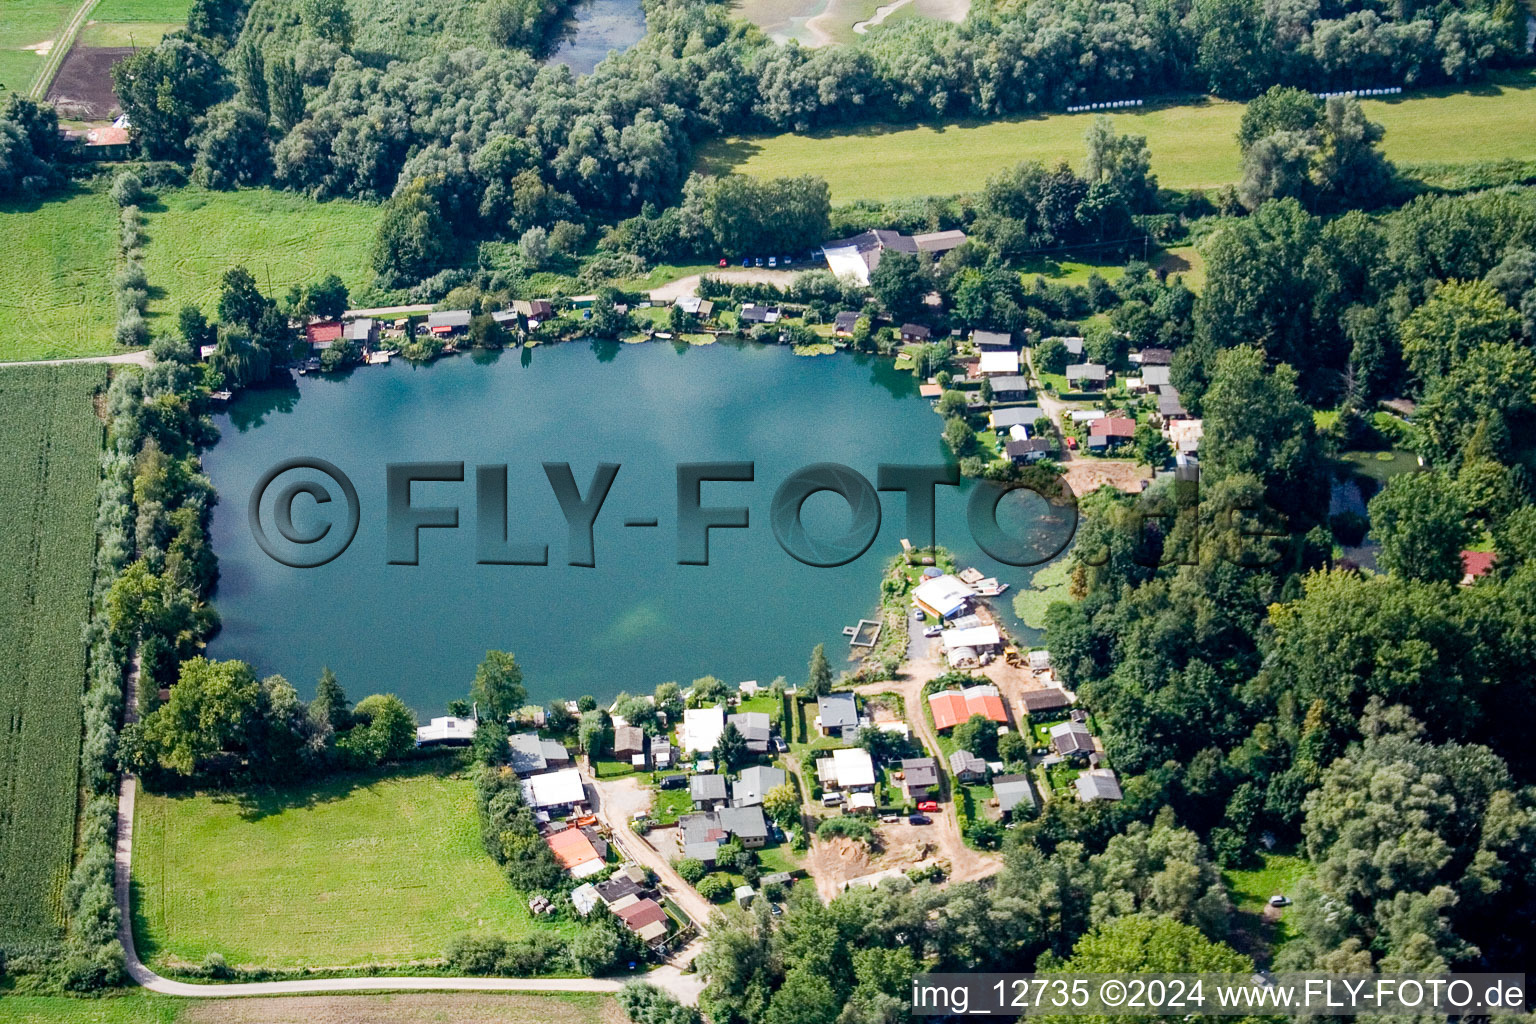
[0,186,120,360]
[0,0,77,99]
[697,71,1536,203]
[79,0,193,46]
[131,759,578,970]
[139,187,380,324]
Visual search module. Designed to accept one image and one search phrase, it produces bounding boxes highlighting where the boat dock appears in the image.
[843,619,882,647]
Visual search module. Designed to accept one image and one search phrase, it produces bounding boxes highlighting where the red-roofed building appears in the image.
[612,897,671,944]
[306,321,344,349]
[544,826,605,878]
[1087,416,1136,450]
[928,684,1009,731]
[1460,551,1496,586]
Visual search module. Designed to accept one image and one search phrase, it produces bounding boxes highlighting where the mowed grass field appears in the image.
[697,71,1536,202]
[0,992,619,1024]
[0,0,78,99]
[79,0,194,47]
[140,188,380,326]
[0,186,120,360]
[132,759,579,969]
[0,364,105,946]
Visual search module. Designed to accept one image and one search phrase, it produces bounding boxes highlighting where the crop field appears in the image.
[0,364,105,946]
[140,188,380,326]
[0,0,79,100]
[697,71,1536,202]
[0,186,121,361]
[0,992,619,1024]
[132,759,579,969]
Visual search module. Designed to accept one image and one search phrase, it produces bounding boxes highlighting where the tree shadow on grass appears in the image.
[226,753,468,823]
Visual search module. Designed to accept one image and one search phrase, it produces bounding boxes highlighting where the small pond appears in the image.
[545,0,649,75]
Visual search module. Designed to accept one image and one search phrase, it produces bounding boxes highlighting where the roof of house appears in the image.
[691,774,729,802]
[545,826,604,873]
[831,747,876,788]
[1462,550,1497,581]
[734,765,786,807]
[1075,769,1123,802]
[1006,437,1055,457]
[427,310,472,328]
[912,229,968,252]
[1019,688,1072,713]
[508,732,551,774]
[306,321,344,345]
[1089,416,1137,438]
[521,767,586,808]
[994,773,1038,813]
[928,683,1008,730]
[717,804,769,841]
[1050,721,1094,755]
[988,374,1031,392]
[613,897,669,932]
[416,716,477,743]
[680,812,728,845]
[1167,418,1203,452]
[901,757,940,789]
[913,574,973,618]
[1055,336,1085,355]
[1158,391,1188,416]
[684,840,720,862]
[728,711,771,745]
[941,625,1002,652]
[614,725,646,755]
[596,875,645,904]
[948,749,987,776]
[817,692,859,730]
[739,304,779,323]
[972,329,1012,348]
[571,882,600,915]
[1137,347,1172,365]
[978,350,1021,374]
[681,705,726,753]
[1065,363,1109,381]
[901,323,931,339]
[1141,365,1172,387]
[991,406,1044,429]
[834,310,860,331]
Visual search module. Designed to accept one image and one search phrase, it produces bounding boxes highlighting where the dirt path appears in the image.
[3,348,151,368]
[28,0,100,99]
[853,0,912,33]
[648,269,798,303]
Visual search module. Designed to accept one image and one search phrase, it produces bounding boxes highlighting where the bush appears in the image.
[675,856,706,883]
[816,815,874,843]
[115,311,149,347]
[695,872,733,902]
[110,171,144,207]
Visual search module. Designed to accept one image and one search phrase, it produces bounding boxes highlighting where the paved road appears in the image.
[3,349,152,368]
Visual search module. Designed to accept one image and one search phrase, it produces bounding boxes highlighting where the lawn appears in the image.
[649,784,693,825]
[0,364,104,946]
[78,0,193,46]
[0,0,77,99]
[131,759,577,970]
[0,186,121,360]
[1223,850,1310,912]
[140,187,380,326]
[696,71,1536,202]
[0,992,618,1024]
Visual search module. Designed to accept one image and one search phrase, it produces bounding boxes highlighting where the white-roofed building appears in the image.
[521,767,587,811]
[681,705,726,753]
[941,624,1002,653]
[415,716,477,745]
[913,574,973,619]
[831,747,877,790]
[822,245,872,285]
[977,350,1021,376]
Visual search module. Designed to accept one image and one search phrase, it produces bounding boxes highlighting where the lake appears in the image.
[204,340,1058,713]
[545,0,648,75]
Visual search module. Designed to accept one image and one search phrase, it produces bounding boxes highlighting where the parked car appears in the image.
[768,257,777,267]
[912,609,924,621]
[1268,895,1291,907]
[742,258,751,267]
[908,814,932,825]
[881,814,901,823]
[755,257,763,267]
[718,258,728,267]
[924,626,942,637]
[821,792,843,805]
[917,800,939,812]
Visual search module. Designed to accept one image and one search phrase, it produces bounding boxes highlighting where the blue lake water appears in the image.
[545,0,648,74]
[204,341,1058,713]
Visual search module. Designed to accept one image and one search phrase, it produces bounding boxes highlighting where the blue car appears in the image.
[741,257,750,267]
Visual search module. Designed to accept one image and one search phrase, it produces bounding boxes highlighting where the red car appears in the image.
[917,800,939,812]
[718,258,728,267]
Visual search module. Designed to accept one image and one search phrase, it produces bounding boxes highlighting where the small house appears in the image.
[948,748,987,783]
[977,350,1021,376]
[1075,768,1123,803]
[1057,336,1085,357]
[814,692,860,739]
[1049,721,1094,759]
[1167,418,1203,455]
[507,733,571,776]
[727,711,772,755]
[613,896,671,945]
[834,311,860,336]
[989,375,1031,403]
[734,764,786,807]
[928,684,1008,731]
[1065,363,1109,389]
[1018,688,1072,719]
[994,774,1039,816]
[520,767,587,814]
[912,574,973,620]
[415,716,477,746]
[427,310,472,335]
[900,757,940,801]
[828,747,877,794]
[717,805,769,848]
[1087,416,1136,451]
[1156,385,1189,421]
[1006,437,1055,464]
[1135,347,1172,366]
[900,323,931,342]
[734,884,755,908]
[990,406,1044,432]
[971,329,1013,350]
[681,705,726,753]
[614,725,647,762]
[344,318,378,346]
[739,304,780,324]
[545,825,606,878]
[691,773,730,810]
[306,321,344,350]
